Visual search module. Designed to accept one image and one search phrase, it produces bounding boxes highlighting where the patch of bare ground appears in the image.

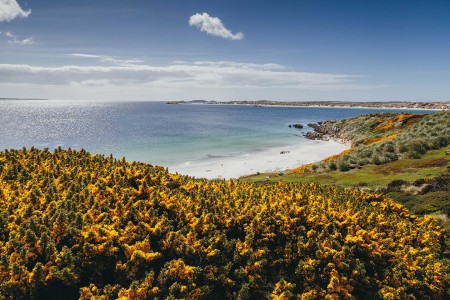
[374,165,406,175]
[415,157,448,168]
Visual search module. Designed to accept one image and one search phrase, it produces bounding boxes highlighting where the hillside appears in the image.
[246,111,449,209]
[243,111,450,273]
[0,148,447,299]
[301,110,449,172]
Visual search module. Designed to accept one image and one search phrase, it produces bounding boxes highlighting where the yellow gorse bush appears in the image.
[322,149,355,162]
[0,147,447,299]
[373,114,417,132]
[363,134,398,145]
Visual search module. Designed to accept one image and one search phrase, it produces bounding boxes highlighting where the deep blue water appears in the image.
[0,100,435,166]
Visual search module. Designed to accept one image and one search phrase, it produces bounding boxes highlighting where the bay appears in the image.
[0,100,434,170]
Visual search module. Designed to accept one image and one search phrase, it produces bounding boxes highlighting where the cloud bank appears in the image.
[189,13,244,41]
[0,0,31,22]
[0,55,386,101]
[0,57,364,91]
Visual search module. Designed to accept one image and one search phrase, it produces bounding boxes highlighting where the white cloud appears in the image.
[0,0,31,22]
[0,59,365,92]
[68,53,143,66]
[191,61,286,71]
[189,13,244,41]
[0,31,34,45]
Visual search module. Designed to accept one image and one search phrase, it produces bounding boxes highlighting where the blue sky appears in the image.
[0,0,449,101]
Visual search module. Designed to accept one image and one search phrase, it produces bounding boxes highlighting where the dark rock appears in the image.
[307,123,320,130]
[289,123,303,129]
[306,120,343,141]
[305,132,324,140]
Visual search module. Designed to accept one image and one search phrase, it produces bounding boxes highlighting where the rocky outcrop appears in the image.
[306,121,341,141]
[289,124,304,129]
[307,123,320,130]
[305,131,327,140]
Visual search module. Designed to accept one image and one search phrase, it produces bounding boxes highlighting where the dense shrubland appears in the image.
[0,148,447,299]
[294,110,449,173]
[383,175,450,215]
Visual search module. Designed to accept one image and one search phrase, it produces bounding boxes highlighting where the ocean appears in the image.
[0,100,435,177]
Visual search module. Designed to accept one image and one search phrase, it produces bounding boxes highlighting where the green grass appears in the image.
[388,191,449,215]
[242,147,449,190]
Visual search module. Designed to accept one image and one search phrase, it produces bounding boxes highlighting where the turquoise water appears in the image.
[0,100,435,166]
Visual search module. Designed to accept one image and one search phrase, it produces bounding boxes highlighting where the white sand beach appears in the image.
[169,139,348,179]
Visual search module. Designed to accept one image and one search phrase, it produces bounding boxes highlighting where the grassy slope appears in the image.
[296,110,449,173]
[242,147,449,190]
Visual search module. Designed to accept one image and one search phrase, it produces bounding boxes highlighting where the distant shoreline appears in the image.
[0,98,48,101]
[167,100,449,110]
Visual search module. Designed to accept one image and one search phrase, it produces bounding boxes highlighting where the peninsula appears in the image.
[167,100,450,110]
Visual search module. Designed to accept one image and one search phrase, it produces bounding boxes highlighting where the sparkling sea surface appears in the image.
[0,100,434,167]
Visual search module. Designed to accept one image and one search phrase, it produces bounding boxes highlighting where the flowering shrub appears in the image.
[0,148,447,299]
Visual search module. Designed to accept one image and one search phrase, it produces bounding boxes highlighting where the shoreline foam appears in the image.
[168,139,349,179]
